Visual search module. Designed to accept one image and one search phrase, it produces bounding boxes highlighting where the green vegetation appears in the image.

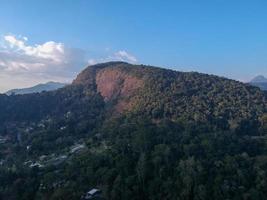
[0,62,267,200]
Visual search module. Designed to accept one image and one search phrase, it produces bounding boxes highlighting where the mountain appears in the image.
[5,81,67,95]
[0,62,267,200]
[249,75,267,90]
[251,75,267,83]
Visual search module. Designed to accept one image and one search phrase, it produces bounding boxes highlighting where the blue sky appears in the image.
[0,0,267,91]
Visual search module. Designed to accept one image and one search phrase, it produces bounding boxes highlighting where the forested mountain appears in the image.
[251,75,267,83]
[250,75,267,91]
[0,62,267,200]
[5,82,67,95]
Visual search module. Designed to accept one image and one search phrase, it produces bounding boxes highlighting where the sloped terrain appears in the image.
[5,82,67,95]
[0,62,267,200]
[250,75,267,91]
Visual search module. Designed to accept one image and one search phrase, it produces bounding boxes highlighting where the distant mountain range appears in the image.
[249,75,267,91]
[5,81,67,95]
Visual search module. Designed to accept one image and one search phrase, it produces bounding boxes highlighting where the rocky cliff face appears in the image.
[95,66,143,102]
[72,62,267,120]
[73,62,144,112]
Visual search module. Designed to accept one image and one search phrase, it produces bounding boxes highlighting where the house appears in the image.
[70,144,86,154]
[37,123,45,128]
[0,136,7,144]
[0,138,6,144]
[82,188,102,199]
[29,162,43,168]
[49,155,67,166]
[25,127,33,133]
[0,160,4,165]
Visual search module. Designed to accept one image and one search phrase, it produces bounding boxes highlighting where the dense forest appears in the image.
[0,62,267,200]
[250,82,267,91]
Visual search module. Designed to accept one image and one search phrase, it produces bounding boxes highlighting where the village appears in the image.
[23,143,86,168]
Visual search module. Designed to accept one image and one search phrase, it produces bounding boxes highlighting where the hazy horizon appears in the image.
[0,61,266,93]
[1,0,267,92]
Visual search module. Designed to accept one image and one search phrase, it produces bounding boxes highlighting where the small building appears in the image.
[0,136,7,144]
[29,162,43,168]
[70,144,86,154]
[51,155,67,166]
[82,188,102,200]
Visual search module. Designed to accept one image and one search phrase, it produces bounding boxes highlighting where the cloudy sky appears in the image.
[1,0,267,92]
[0,34,137,92]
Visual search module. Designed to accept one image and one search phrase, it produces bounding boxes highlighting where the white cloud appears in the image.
[87,50,138,65]
[0,34,138,92]
[113,50,137,63]
[0,34,86,92]
[87,59,98,66]
[3,35,81,67]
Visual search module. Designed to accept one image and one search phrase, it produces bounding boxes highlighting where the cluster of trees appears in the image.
[0,62,267,199]
[1,116,267,200]
[132,67,266,133]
